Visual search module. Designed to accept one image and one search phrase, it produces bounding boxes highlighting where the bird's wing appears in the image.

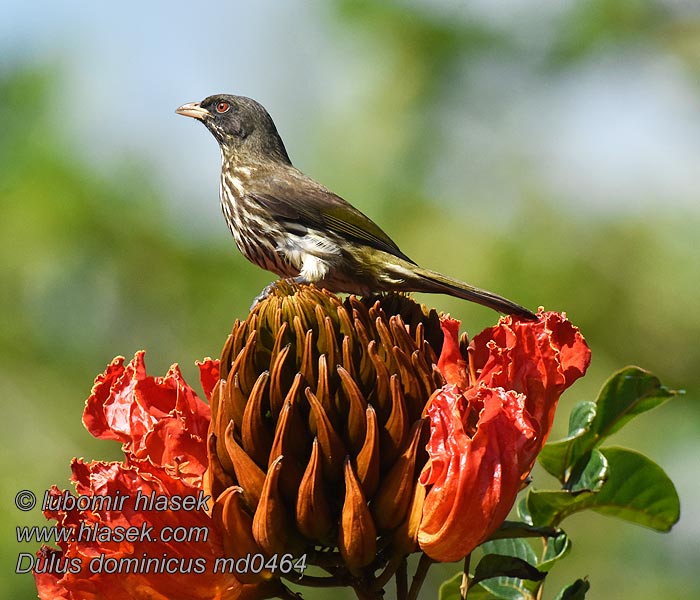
[248,170,416,264]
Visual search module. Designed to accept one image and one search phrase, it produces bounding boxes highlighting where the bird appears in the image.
[176,94,536,319]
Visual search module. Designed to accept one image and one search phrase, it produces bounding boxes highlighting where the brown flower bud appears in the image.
[339,457,377,576]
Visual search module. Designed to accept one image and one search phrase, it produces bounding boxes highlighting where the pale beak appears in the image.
[175,102,209,120]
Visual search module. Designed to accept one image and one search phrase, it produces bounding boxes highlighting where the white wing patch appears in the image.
[279,231,341,283]
[300,254,330,282]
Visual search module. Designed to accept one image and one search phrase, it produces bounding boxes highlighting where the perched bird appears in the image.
[176,94,536,319]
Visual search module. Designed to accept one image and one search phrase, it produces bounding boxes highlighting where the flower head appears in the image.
[35,284,590,599]
[207,282,444,574]
[417,310,591,561]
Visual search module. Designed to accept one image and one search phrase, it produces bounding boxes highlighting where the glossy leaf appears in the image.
[487,521,558,541]
[516,497,533,526]
[592,367,676,437]
[438,572,464,600]
[538,402,596,481]
[439,573,506,600]
[538,533,571,572]
[567,449,608,493]
[552,579,590,600]
[475,579,536,600]
[528,447,680,530]
[473,554,546,585]
[539,367,677,482]
[480,538,538,567]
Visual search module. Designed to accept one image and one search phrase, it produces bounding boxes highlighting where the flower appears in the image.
[35,352,281,600]
[35,284,591,599]
[417,311,591,562]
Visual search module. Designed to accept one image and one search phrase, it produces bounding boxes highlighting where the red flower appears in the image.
[35,353,281,600]
[418,310,591,562]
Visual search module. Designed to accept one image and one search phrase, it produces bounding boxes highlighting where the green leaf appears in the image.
[567,449,608,493]
[539,367,677,482]
[528,447,680,530]
[473,554,546,585]
[487,520,558,541]
[475,578,536,600]
[593,367,676,437]
[538,532,571,572]
[527,489,590,528]
[552,579,590,600]
[438,570,534,600]
[480,538,538,566]
[516,497,533,525]
[438,572,465,600]
[538,401,596,480]
[588,447,680,529]
[456,581,524,600]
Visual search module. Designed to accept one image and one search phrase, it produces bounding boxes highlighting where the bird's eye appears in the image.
[216,101,230,114]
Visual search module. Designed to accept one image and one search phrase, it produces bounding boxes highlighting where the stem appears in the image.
[407,553,433,600]
[535,537,547,600]
[281,573,349,588]
[352,584,384,600]
[396,557,408,600]
[278,585,302,600]
[459,554,471,600]
[371,553,404,592]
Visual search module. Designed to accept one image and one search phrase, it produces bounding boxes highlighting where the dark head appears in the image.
[176,94,291,165]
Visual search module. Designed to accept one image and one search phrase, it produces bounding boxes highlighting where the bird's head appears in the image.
[176,94,290,165]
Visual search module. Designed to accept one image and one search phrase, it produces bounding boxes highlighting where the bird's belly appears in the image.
[221,199,296,278]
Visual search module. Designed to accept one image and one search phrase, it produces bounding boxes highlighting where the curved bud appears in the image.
[205,432,235,503]
[268,341,292,419]
[338,366,368,454]
[296,438,334,543]
[393,477,426,556]
[268,401,305,503]
[373,418,427,531]
[380,375,409,468]
[339,457,377,576]
[252,456,300,555]
[241,371,272,466]
[354,405,380,498]
[306,388,347,482]
[223,421,265,511]
[212,487,270,584]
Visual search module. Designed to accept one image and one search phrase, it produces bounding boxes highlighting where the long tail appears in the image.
[411,266,537,320]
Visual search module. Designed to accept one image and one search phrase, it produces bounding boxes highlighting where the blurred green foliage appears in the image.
[3,1,699,599]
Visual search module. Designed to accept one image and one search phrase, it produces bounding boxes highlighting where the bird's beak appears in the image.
[175,102,209,120]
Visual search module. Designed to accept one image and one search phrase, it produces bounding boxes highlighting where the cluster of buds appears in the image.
[206,282,445,580]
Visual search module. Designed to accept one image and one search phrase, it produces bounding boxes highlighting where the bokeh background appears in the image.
[2,1,699,598]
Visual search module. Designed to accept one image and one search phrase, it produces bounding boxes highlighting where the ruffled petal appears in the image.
[418,385,536,561]
[38,354,280,600]
[419,311,590,562]
[471,310,591,446]
[83,352,211,479]
[197,358,221,402]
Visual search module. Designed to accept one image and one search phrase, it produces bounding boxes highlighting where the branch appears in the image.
[407,553,433,600]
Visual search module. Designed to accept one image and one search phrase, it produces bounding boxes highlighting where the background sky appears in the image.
[2,2,699,599]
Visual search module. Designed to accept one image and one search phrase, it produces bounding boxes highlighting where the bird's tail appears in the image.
[411,266,537,320]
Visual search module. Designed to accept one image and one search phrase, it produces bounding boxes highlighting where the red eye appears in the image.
[216,101,230,114]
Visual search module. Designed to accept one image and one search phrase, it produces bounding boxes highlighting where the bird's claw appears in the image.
[249,277,310,311]
[249,281,278,311]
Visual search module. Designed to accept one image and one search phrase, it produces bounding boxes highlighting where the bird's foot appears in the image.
[249,281,278,311]
[249,277,310,311]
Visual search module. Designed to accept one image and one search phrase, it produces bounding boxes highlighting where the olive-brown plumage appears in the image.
[176,94,536,319]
